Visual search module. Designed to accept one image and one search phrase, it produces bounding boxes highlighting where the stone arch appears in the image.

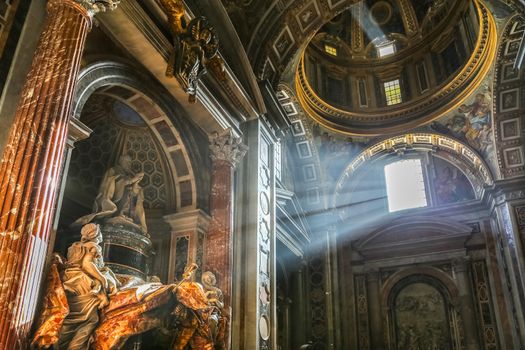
[381,266,460,309]
[492,14,525,179]
[334,133,493,209]
[381,267,462,349]
[73,59,207,211]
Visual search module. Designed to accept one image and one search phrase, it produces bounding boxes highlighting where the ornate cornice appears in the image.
[209,129,248,167]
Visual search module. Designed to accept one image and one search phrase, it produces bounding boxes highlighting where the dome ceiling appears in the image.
[294,0,497,135]
[311,0,456,62]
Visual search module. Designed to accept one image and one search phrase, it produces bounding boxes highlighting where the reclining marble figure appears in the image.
[31,223,225,350]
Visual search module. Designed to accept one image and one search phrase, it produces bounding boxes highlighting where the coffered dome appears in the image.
[296,0,496,135]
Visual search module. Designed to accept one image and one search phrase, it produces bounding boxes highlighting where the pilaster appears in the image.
[204,128,247,349]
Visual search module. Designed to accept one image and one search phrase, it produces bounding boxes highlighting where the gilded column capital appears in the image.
[209,129,248,168]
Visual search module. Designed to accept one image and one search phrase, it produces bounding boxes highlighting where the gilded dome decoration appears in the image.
[296,0,497,135]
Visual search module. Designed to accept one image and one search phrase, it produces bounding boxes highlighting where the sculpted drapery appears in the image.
[32,224,226,350]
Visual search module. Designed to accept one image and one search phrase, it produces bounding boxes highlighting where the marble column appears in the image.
[0,1,118,348]
[204,129,247,348]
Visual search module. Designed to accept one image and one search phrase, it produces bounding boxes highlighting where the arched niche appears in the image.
[55,60,208,280]
[333,133,493,222]
[381,270,462,349]
[73,60,208,212]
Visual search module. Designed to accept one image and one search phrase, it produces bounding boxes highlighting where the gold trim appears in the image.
[335,133,493,194]
[295,0,497,136]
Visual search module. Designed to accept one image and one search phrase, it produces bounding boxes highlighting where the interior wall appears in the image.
[339,213,500,350]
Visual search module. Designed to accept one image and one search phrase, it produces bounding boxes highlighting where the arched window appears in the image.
[384,158,427,212]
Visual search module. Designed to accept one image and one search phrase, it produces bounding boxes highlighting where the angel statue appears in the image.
[32,223,120,350]
[201,271,228,349]
[32,224,226,350]
[158,0,222,103]
[178,17,219,103]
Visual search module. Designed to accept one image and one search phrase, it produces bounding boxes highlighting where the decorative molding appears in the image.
[354,274,370,350]
[67,116,92,147]
[493,15,525,179]
[471,260,499,348]
[163,209,211,234]
[354,216,473,260]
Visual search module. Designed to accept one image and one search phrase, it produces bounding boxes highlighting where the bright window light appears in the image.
[385,159,427,212]
[384,79,402,105]
[377,42,395,57]
[325,45,337,56]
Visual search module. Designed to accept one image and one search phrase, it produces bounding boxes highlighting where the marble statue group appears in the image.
[32,155,226,349]
[32,223,226,350]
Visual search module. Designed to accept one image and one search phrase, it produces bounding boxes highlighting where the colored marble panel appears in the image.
[154,120,178,146]
[171,149,189,176]
[174,236,189,281]
[179,180,193,207]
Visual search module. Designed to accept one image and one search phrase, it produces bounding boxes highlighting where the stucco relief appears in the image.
[394,282,452,349]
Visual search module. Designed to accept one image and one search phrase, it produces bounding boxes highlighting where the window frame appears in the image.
[383,79,403,106]
[324,44,338,56]
[376,41,396,58]
[383,157,429,213]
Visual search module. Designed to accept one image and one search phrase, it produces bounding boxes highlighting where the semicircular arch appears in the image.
[333,133,493,210]
[73,59,207,212]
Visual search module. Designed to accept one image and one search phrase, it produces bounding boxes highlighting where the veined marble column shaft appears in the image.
[0,1,116,348]
[204,130,247,348]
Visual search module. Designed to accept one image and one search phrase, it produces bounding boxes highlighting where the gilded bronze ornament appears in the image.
[159,0,225,103]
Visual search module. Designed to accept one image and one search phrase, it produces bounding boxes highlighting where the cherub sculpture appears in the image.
[159,0,224,103]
